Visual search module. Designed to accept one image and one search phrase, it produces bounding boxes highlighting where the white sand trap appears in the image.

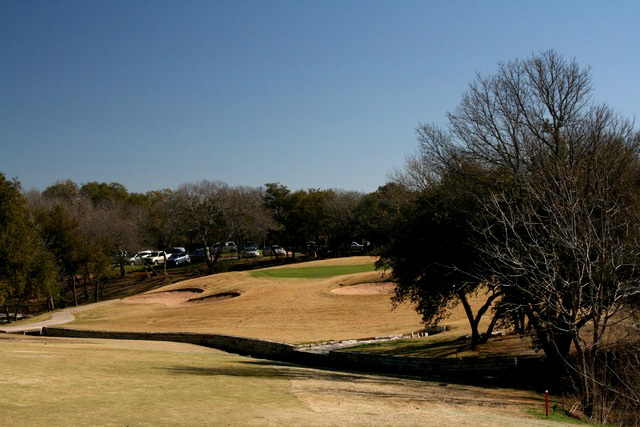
[331,282,396,295]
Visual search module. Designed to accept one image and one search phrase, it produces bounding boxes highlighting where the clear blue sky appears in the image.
[2,1,639,194]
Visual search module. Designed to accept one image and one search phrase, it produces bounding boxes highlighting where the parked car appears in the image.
[167,251,190,267]
[212,241,237,253]
[129,250,153,265]
[316,246,332,257]
[241,247,260,258]
[164,247,186,255]
[263,245,286,257]
[143,251,168,265]
[350,241,364,253]
[191,247,211,264]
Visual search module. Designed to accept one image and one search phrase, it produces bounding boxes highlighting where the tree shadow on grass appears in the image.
[159,360,544,408]
[161,360,376,383]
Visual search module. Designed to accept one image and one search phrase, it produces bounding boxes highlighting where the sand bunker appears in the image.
[188,292,240,303]
[164,288,204,294]
[331,282,396,295]
[124,288,240,307]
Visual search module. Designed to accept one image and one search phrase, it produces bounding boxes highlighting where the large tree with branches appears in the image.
[401,50,640,423]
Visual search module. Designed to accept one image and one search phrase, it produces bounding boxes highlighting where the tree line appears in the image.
[0,174,404,318]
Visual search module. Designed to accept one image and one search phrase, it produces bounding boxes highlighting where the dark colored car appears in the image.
[190,247,210,264]
[167,252,190,267]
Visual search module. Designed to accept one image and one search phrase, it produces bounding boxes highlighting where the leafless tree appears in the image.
[323,190,364,256]
[174,181,270,274]
[416,50,640,423]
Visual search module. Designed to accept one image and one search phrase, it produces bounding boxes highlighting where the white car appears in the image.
[143,251,168,265]
[129,250,153,265]
[263,245,286,257]
[241,247,260,258]
[212,241,237,253]
[350,242,365,253]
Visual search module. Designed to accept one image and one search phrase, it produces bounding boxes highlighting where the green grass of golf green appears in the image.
[250,263,376,279]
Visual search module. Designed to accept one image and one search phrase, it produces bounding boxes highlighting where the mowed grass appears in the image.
[251,263,376,279]
[0,335,305,426]
[67,257,426,343]
[0,334,566,426]
[63,257,528,346]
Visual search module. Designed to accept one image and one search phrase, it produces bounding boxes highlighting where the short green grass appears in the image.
[251,263,376,279]
[527,408,597,425]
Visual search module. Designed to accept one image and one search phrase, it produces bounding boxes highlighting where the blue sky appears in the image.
[2,1,639,194]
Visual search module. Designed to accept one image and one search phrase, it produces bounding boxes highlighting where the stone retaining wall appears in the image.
[42,327,296,361]
[42,327,546,384]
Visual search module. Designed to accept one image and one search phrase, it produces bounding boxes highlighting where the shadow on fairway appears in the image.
[159,361,536,407]
[161,361,372,383]
[160,360,544,408]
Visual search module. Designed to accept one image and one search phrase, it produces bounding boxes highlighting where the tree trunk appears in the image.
[210,246,223,274]
[81,273,89,301]
[71,275,78,307]
[203,243,216,275]
[119,259,125,278]
[458,290,481,349]
[144,264,152,279]
[13,296,22,322]
[479,310,500,344]
[3,304,10,324]
[100,278,108,298]
[92,274,99,303]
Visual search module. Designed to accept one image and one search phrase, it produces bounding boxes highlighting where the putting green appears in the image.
[251,263,376,279]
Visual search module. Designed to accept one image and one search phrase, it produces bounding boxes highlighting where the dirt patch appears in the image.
[188,292,240,303]
[331,282,396,295]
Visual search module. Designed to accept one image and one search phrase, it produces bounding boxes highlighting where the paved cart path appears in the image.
[0,300,114,334]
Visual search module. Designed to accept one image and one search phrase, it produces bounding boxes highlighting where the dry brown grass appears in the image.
[69,257,421,343]
[0,334,570,426]
[67,257,517,345]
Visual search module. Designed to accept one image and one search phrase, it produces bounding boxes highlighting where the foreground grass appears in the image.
[528,409,596,425]
[251,263,376,279]
[0,334,569,426]
[0,335,304,426]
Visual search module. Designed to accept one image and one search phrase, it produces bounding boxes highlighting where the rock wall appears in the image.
[42,327,296,360]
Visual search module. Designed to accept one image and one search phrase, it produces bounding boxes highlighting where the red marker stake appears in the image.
[545,390,549,417]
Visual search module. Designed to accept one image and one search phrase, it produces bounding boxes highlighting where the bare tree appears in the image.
[416,50,640,423]
[175,181,270,274]
[324,190,364,256]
